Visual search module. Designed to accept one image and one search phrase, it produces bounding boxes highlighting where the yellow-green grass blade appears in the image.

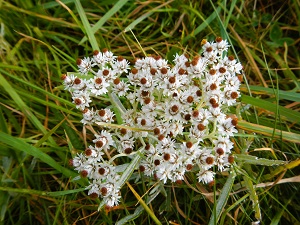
[0,131,85,186]
[0,73,56,145]
[127,182,162,225]
[243,175,261,221]
[241,95,300,123]
[235,154,286,166]
[1,1,77,28]
[182,4,221,43]
[74,0,99,51]
[208,171,236,225]
[242,85,300,102]
[237,120,300,144]
[263,158,300,180]
[0,68,75,108]
[41,0,74,9]
[0,186,85,197]
[34,118,66,148]
[15,89,80,117]
[79,0,129,45]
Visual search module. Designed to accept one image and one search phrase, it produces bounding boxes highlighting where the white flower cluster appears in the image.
[62,37,243,207]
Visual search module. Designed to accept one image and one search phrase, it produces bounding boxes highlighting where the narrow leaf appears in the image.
[235,154,286,166]
[79,0,129,44]
[0,131,85,186]
[208,171,236,225]
[237,120,300,144]
[241,95,300,123]
[74,0,99,50]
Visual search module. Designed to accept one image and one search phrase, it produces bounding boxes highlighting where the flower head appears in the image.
[62,38,242,208]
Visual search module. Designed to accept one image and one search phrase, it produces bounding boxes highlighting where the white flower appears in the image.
[165,121,184,137]
[92,51,106,66]
[213,136,234,153]
[72,153,87,172]
[119,135,135,154]
[77,57,93,75]
[137,72,155,91]
[168,167,186,183]
[189,124,207,141]
[81,108,95,125]
[164,101,184,122]
[112,80,129,97]
[223,87,240,106]
[197,169,215,184]
[215,39,229,54]
[141,101,158,118]
[112,57,130,74]
[191,108,212,126]
[94,108,115,123]
[96,67,116,82]
[102,49,116,63]
[63,38,243,206]
[217,117,238,137]
[140,159,156,177]
[86,180,100,196]
[161,74,183,96]
[88,75,110,96]
[156,136,176,154]
[104,192,121,207]
[173,53,188,69]
[188,57,207,76]
[93,130,114,151]
[72,91,92,110]
[155,57,169,69]
[156,165,171,184]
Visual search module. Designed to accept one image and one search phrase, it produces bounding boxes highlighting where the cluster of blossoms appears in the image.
[62,37,243,207]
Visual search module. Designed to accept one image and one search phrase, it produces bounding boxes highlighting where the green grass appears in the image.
[0,0,299,224]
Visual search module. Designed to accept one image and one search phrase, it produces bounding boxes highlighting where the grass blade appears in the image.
[0,131,85,186]
[0,73,55,145]
[208,171,236,225]
[74,0,99,50]
[0,186,85,197]
[235,154,286,166]
[79,0,129,45]
[237,120,300,143]
[183,5,221,43]
[241,95,300,123]
[243,85,300,102]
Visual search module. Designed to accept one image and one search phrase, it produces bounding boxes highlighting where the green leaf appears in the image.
[0,192,10,221]
[270,23,282,41]
[261,13,272,24]
[237,120,300,144]
[79,0,129,45]
[0,131,85,186]
[234,154,286,166]
[246,85,300,102]
[74,0,99,51]
[0,73,55,146]
[116,205,144,225]
[183,5,221,43]
[241,95,300,123]
[269,23,282,42]
[243,175,261,221]
[275,37,294,46]
[0,186,85,197]
[208,171,236,225]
